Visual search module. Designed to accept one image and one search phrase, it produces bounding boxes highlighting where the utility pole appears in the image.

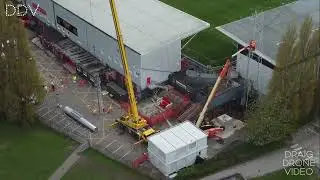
[96,75,104,138]
[316,58,320,120]
[254,10,264,93]
[245,50,253,109]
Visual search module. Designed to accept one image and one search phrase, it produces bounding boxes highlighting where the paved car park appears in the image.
[29,34,163,178]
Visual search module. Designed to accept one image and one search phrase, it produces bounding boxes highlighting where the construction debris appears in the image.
[211,114,245,139]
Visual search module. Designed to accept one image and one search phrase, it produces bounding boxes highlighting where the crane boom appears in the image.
[196,60,230,127]
[108,0,155,140]
[196,40,256,127]
[109,0,139,121]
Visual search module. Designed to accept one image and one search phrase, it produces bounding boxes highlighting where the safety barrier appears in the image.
[120,90,191,126]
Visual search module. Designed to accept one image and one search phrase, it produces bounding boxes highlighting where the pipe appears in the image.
[61,105,98,132]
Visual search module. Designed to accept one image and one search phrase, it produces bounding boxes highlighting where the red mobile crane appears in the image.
[197,40,256,138]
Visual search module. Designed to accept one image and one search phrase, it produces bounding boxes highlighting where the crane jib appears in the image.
[109,0,142,122]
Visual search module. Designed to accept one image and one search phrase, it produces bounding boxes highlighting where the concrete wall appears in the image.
[236,53,273,95]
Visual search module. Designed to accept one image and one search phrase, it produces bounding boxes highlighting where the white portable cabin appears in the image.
[25,0,210,90]
[147,121,208,176]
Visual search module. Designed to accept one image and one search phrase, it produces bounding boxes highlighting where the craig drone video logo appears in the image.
[283,146,317,176]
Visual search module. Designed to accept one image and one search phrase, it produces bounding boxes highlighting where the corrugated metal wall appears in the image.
[53,4,88,50]
[44,1,143,86]
[86,24,142,85]
[27,0,183,90]
[237,53,273,94]
[140,40,181,88]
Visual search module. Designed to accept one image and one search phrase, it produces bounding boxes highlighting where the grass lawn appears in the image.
[252,168,319,180]
[63,149,151,180]
[161,0,294,65]
[0,121,77,180]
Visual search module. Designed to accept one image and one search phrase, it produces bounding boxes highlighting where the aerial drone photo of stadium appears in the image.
[1,0,319,179]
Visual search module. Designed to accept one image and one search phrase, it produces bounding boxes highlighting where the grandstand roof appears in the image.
[216,0,319,65]
[53,0,210,55]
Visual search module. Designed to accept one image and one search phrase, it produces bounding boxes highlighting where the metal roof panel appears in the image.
[216,0,319,64]
[53,0,210,55]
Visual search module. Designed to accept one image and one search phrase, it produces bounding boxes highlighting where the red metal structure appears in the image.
[205,127,224,140]
[120,89,191,126]
[159,96,171,109]
[78,79,87,87]
[132,153,149,168]
[181,57,190,71]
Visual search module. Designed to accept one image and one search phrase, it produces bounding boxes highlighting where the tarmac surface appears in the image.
[28,30,247,179]
[28,32,163,179]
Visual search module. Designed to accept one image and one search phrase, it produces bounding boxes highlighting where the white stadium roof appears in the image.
[53,0,210,55]
[216,0,319,65]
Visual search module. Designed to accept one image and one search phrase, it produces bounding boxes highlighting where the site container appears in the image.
[147,121,207,176]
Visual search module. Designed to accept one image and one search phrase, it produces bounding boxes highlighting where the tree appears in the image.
[246,93,296,145]
[246,17,320,146]
[0,0,45,125]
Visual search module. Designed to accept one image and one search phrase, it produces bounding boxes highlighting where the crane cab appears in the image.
[116,115,156,141]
